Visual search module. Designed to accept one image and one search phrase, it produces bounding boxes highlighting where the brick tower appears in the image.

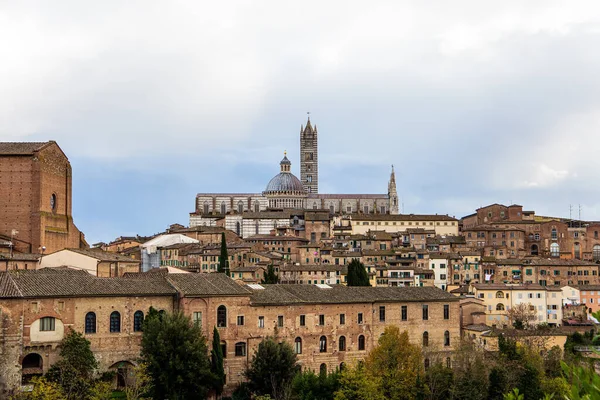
[300,115,318,194]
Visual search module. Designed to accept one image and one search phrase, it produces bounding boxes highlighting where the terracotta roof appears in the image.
[0,253,41,261]
[52,248,140,263]
[0,142,53,155]
[250,285,457,305]
[351,214,458,222]
[0,269,176,298]
[166,273,252,296]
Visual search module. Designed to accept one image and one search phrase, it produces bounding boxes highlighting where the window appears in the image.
[217,305,227,327]
[237,316,245,326]
[278,315,284,327]
[237,201,244,213]
[295,337,302,354]
[358,313,364,324]
[203,201,209,214]
[551,228,558,240]
[422,305,429,320]
[193,312,202,327]
[85,312,96,334]
[444,331,450,346]
[40,317,55,332]
[235,342,246,357]
[299,315,306,326]
[379,306,386,322]
[358,335,365,350]
[444,304,449,320]
[221,342,227,358]
[319,314,325,325]
[220,202,226,214]
[550,243,560,257]
[320,363,327,375]
[110,311,121,333]
[258,316,264,328]
[339,336,346,351]
[319,336,327,352]
[133,311,144,332]
[496,303,505,311]
[340,314,345,325]
[423,331,429,347]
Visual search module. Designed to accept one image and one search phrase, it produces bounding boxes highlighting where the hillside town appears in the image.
[1,121,599,398]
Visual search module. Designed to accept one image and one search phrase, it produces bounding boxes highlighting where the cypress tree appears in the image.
[261,264,279,284]
[211,326,225,396]
[347,259,370,286]
[218,233,229,275]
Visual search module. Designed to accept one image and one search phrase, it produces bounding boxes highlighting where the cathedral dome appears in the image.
[265,172,305,194]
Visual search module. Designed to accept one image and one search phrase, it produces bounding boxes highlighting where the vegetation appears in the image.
[219,232,229,275]
[292,369,341,400]
[211,326,226,396]
[244,337,299,399]
[140,308,215,400]
[346,259,370,286]
[262,264,279,284]
[124,363,153,400]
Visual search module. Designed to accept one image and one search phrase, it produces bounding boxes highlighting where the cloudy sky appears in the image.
[2,1,600,243]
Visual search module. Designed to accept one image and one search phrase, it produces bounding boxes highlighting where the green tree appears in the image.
[10,376,65,400]
[140,309,215,400]
[219,233,230,275]
[560,360,600,400]
[347,259,370,286]
[292,369,341,400]
[262,264,279,284]
[245,337,298,400]
[46,329,98,400]
[334,363,385,400]
[211,326,226,397]
[502,388,524,400]
[451,340,489,400]
[425,362,453,400]
[488,366,508,400]
[365,326,425,400]
[125,362,153,400]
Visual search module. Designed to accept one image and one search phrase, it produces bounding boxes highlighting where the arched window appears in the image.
[495,291,504,298]
[255,221,259,235]
[221,341,227,358]
[236,222,241,236]
[319,336,327,352]
[444,331,450,346]
[364,205,369,214]
[235,342,246,357]
[338,336,346,351]
[22,353,43,384]
[551,228,558,240]
[254,201,260,212]
[593,245,600,261]
[329,204,335,214]
[238,201,244,213]
[340,362,346,371]
[313,202,318,209]
[294,337,302,354]
[220,202,226,215]
[203,201,209,214]
[358,335,365,350]
[133,311,144,332]
[346,203,352,213]
[531,244,539,256]
[110,311,121,333]
[217,305,227,327]
[550,243,560,257]
[423,331,429,347]
[320,363,327,375]
[85,312,96,334]
[496,303,505,311]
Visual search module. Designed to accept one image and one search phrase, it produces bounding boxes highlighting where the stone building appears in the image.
[190,118,399,238]
[0,269,459,395]
[39,248,140,277]
[0,141,86,254]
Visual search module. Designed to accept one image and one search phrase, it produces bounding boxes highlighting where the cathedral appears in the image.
[190,117,398,237]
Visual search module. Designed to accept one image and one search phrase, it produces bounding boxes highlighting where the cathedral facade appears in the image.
[190,118,398,237]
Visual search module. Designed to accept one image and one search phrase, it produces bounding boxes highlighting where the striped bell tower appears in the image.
[300,114,318,194]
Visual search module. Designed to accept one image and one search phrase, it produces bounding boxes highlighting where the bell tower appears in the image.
[388,165,399,215]
[300,113,318,194]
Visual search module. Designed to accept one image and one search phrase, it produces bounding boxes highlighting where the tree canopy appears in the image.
[346,259,370,286]
[140,308,215,400]
[261,264,279,284]
[219,232,229,275]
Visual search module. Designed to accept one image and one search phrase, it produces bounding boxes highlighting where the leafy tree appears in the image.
[424,362,453,400]
[219,233,230,275]
[140,308,215,400]
[125,362,153,400]
[451,340,489,400]
[347,259,370,286]
[543,346,563,378]
[560,360,600,400]
[292,369,341,400]
[245,337,298,400]
[10,376,65,400]
[502,388,524,400]
[365,326,425,400]
[334,363,385,400]
[488,366,508,400]
[46,329,98,399]
[211,326,226,396]
[88,381,112,400]
[262,264,279,284]
[506,303,537,329]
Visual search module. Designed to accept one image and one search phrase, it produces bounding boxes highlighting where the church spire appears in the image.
[388,165,399,215]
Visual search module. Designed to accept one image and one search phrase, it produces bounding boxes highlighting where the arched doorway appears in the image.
[109,361,135,389]
[22,353,43,384]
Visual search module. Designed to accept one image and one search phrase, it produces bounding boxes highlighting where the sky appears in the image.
[2,1,600,244]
